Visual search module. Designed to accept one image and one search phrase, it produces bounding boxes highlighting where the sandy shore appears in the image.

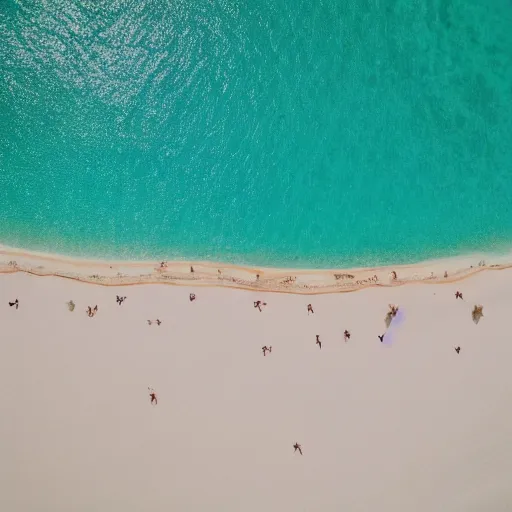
[1,244,511,294]
[1,246,512,511]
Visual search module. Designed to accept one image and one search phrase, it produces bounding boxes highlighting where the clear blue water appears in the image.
[1,0,511,268]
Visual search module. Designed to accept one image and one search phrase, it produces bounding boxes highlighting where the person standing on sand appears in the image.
[455,347,461,354]
[293,443,303,455]
[149,388,157,405]
[190,293,196,302]
[254,300,267,312]
[344,330,351,342]
[455,291,463,299]
[307,304,314,315]
[316,335,321,349]
[262,346,272,356]
[378,334,385,342]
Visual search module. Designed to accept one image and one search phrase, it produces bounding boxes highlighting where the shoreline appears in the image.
[1,243,511,294]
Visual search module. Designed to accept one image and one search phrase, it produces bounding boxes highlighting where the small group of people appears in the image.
[355,275,379,286]
[116,295,127,305]
[315,331,351,349]
[147,319,162,326]
[8,298,19,309]
[262,345,272,356]
[86,305,98,317]
[253,301,314,315]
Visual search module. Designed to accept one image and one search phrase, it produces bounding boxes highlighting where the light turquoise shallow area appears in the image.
[1,0,512,268]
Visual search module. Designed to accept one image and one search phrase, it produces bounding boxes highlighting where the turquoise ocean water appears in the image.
[1,0,511,268]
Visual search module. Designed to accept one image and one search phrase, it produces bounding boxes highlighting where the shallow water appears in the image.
[1,0,511,267]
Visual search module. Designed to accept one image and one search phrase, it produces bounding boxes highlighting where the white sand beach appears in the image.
[1,244,511,293]
[1,248,512,511]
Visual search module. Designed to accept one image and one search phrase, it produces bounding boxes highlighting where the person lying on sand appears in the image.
[147,320,152,325]
[316,335,321,349]
[86,305,98,317]
[307,304,314,314]
[293,443,303,455]
[156,319,162,326]
[455,291,463,299]
[190,293,196,302]
[262,346,272,356]
[344,330,351,342]
[8,299,19,309]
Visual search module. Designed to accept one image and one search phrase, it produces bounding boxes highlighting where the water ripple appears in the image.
[0,0,511,266]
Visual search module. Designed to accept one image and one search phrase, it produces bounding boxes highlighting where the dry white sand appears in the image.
[1,268,512,511]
